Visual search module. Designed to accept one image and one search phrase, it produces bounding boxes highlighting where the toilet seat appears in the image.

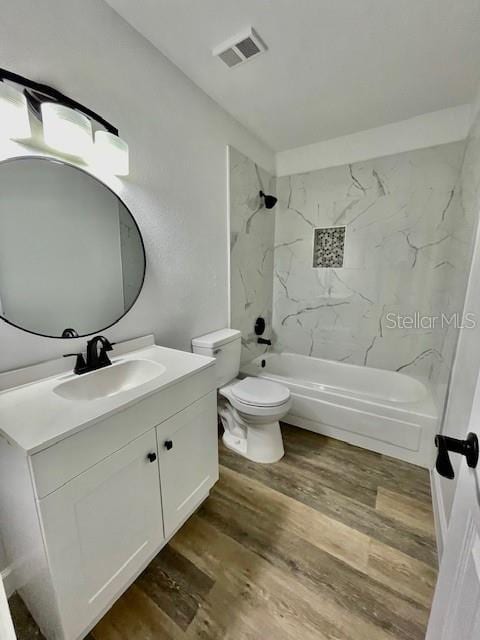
[220,377,291,418]
[231,377,290,408]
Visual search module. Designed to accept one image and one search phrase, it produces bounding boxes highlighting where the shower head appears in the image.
[259,190,278,209]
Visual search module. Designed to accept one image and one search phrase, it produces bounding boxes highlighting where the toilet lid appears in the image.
[231,377,290,407]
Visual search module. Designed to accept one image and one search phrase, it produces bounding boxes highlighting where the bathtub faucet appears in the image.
[257,337,272,346]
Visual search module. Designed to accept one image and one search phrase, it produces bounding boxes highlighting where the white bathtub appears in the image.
[241,352,438,468]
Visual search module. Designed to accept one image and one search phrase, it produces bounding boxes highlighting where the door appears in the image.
[0,576,16,640]
[158,391,218,538]
[39,428,164,640]
[426,376,480,639]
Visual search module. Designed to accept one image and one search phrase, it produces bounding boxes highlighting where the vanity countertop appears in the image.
[0,339,214,455]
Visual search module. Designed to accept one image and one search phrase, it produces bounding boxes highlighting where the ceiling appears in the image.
[105,0,480,152]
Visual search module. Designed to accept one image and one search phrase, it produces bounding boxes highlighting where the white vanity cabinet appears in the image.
[38,428,164,640]
[0,343,218,640]
[158,393,218,538]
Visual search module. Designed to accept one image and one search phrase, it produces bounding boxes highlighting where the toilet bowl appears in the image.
[219,377,291,463]
[191,329,291,464]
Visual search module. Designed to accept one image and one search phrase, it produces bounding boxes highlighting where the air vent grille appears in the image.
[219,48,243,68]
[213,28,266,68]
[236,37,261,59]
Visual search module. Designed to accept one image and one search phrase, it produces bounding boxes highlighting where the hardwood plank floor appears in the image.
[11,424,437,640]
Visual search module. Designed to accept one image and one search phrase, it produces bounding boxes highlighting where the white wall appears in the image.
[276,105,471,177]
[0,0,274,373]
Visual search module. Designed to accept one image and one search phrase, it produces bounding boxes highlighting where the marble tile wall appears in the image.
[229,147,276,363]
[272,142,469,392]
[428,140,478,404]
[437,98,480,519]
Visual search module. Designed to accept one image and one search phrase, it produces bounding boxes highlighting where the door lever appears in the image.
[434,433,479,479]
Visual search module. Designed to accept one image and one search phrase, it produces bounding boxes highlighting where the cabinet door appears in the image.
[38,428,164,640]
[158,391,218,538]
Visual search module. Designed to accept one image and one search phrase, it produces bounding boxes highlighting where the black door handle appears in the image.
[164,440,173,451]
[434,432,479,479]
[147,452,157,463]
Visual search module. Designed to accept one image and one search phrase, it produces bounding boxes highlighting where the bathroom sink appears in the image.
[53,359,166,402]
[0,338,215,455]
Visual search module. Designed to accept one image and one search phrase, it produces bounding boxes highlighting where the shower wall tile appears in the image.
[272,142,469,387]
[229,147,276,363]
[431,106,480,413]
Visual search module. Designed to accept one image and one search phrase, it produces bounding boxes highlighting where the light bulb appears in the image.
[94,130,129,176]
[0,82,31,140]
[41,102,92,158]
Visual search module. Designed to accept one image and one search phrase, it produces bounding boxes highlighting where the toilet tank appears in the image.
[191,329,241,387]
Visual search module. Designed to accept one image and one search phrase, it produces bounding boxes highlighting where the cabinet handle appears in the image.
[147,452,157,463]
[164,440,173,451]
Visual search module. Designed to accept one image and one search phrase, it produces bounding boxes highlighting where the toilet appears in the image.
[192,328,291,463]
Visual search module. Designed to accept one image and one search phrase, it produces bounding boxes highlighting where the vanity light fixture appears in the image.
[0,81,31,140]
[41,102,93,158]
[0,67,129,176]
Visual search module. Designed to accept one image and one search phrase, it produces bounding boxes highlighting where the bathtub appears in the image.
[241,352,438,468]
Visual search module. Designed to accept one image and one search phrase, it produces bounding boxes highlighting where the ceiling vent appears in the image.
[213,28,267,68]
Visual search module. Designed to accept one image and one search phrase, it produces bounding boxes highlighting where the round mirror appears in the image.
[0,157,145,338]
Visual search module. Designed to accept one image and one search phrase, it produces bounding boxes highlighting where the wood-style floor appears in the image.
[11,424,437,640]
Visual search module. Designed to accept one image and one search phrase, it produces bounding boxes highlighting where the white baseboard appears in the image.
[0,566,15,599]
[430,469,447,562]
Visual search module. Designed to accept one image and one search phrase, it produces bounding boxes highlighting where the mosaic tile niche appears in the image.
[313,226,346,267]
